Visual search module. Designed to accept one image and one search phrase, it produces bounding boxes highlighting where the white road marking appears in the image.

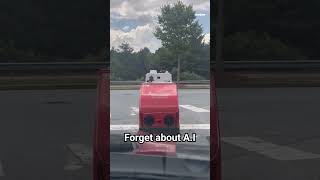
[111,124,138,131]
[222,136,320,160]
[130,107,139,116]
[179,105,209,112]
[181,124,210,130]
[201,105,210,109]
[129,105,210,115]
[111,104,209,118]
[0,161,4,176]
[110,124,210,131]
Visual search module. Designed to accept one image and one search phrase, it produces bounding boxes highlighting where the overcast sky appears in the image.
[110,0,210,52]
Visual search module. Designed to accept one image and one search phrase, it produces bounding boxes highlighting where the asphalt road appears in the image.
[0,88,319,179]
[110,89,210,125]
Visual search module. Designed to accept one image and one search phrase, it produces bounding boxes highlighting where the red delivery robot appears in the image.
[139,70,180,135]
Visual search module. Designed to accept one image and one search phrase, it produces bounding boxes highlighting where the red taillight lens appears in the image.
[144,115,154,127]
[164,115,174,126]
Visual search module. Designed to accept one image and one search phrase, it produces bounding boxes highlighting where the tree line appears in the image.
[218,0,320,60]
[0,0,106,62]
[1,0,320,63]
[110,42,210,81]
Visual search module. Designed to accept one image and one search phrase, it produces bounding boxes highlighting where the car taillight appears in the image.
[144,115,154,127]
[164,115,174,126]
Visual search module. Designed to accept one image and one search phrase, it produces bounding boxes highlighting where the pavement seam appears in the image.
[65,144,88,166]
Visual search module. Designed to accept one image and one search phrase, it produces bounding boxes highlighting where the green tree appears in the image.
[0,0,106,61]
[119,43,134,54]
[137,47,152,73]
[154,1,204,82]
[110,43,149,80]
[223,31,305,60]
[180,71,205,80]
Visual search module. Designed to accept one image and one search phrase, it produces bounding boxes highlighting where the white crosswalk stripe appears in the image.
[110,124,210,131]
[0,161,4,176]
[179,105,209,112]
[123,105,210,117]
